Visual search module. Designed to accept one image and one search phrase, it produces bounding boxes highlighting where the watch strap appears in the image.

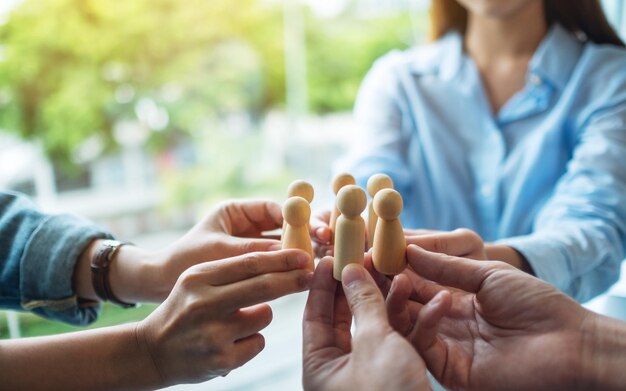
[90,240,136,308]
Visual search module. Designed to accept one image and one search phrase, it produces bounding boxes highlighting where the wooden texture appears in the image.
[366,174,394,250]
[372,188,406,275]
[329,173,356,244]
[283,180,314,232]
[282,196,315,271]
[333,185,366,281]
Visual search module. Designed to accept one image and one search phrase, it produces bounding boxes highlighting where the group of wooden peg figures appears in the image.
[281,173,406,281]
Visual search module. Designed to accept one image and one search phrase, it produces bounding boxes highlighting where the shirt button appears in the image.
[529,73,543,86]
[480,184,494,197]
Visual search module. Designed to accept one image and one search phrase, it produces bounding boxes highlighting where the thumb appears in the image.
[341,264,388,329]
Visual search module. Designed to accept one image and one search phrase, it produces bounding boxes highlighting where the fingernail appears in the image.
[342,264,366,288]
[297,253,311,268]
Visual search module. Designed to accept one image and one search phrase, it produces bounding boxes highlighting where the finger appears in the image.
[341,264,388,332]
[303,258,340,355]
[386,274,414,336]
[197,250,311,286]
[311,210,332,244]
[231,333,266,369]
[411,291,452,379]
[221,200,284,236]
[363,252,392,296]
[227,304,273,340]
[402,267,448,304]
[404,228,443,236]
[226,236,282,254]
[406,228,482,257]
[333,284,352,353]
[407,245,496,293]
[218,268,312,311]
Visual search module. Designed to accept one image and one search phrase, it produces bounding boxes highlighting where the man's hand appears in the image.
[138,249,312,387]
[387,245,591,391]
[302,258,432,391]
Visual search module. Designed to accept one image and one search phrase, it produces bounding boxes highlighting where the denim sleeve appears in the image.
[0,191,113,325]
[498,103,626,302]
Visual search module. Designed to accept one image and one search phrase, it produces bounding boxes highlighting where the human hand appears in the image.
[310,210,332,258]
[387,245,591,391]
[137,249,312,386]
[302,258,432,391]
[111,199,286,302]
[405,228,487,260]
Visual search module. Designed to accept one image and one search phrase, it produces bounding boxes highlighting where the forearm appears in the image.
[581,313,626,391]
[0,323,161,391]
[73,240,165,304]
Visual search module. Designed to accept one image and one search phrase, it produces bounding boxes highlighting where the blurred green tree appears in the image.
[0,0,284,165]
[0,0,420,169]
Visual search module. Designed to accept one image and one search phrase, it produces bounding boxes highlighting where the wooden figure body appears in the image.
[366,174,393,250]
[283,180,314,232]
[282,196,315,271]
[372,188,406,275]
[329,173,356,244]
[333,185,366,281]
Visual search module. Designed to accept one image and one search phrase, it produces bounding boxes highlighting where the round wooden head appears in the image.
[336,185,367,218]
[283,196,311,226]
[287,180,314,203]
[367,174,393,197]
[373,189,403,220]
[332,173,356,194]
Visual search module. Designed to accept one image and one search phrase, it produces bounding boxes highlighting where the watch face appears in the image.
[102,239,121,248]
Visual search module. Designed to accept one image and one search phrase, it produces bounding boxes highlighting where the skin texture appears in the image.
[385,245,591,391]
[302,258,431,391]
[75,199,286,303]
[1,199,314,390]
[1,249,313,390]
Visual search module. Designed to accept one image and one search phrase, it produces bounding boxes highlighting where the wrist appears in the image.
[109,245,163,303]
[484,244,533,273]
[580,311,626,391]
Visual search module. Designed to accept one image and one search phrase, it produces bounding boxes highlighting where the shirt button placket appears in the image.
[477,128,504,241]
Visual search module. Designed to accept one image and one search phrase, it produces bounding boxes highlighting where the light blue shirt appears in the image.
[339,24,626,302]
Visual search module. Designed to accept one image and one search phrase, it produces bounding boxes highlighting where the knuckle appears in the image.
[178,267,203,288]
[432,236,448,254]
[240,240,259,254]
[241,253,262,275]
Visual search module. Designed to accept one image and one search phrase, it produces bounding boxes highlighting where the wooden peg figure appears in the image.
[366,174,394,250]
[283,180,314,232]
[372,188,407,275]
[282,196,315,271]
[333,185,366,281]
[329,173,356,244]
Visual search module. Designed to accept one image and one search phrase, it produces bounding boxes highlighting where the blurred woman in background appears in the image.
[320,0,626,302]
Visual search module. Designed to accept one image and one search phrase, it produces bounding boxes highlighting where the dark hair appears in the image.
[430,0,625,47]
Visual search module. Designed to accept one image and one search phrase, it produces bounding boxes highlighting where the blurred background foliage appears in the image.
[0,0,422,338]
[0,0,418,168]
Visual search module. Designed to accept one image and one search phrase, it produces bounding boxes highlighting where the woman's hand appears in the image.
[137,249,312,386]
[108,199,286,302]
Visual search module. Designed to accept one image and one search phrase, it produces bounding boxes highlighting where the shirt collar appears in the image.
[528,23,583,91]
[437,31,464,81]
[430,23,583,90]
